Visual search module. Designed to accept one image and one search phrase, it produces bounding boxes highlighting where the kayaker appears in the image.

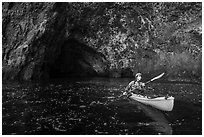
[125,73,146,96]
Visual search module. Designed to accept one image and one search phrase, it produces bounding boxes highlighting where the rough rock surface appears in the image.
[2,2,202,82]
[2,3,68,80]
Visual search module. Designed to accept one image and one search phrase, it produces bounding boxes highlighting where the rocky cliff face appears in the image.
[2,2,202,82]
[2,3,68,80]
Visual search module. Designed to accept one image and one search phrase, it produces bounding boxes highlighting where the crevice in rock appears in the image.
[49,38,109,78]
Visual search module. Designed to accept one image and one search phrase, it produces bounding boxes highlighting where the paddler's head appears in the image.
[135,73,142,81]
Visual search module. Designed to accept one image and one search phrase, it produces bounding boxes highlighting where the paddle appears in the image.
[119,72,165,98]
[145,72,165,84]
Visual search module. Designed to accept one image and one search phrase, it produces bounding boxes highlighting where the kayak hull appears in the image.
[129,94,174,111]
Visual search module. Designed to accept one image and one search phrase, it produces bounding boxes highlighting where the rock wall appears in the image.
[2,3,68,80]
[2,2,202,82]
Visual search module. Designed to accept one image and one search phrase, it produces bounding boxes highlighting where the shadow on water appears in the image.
[108,98,172,135]
[128,100,173,135]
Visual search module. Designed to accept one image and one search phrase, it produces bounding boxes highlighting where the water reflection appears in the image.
[129,100,172,135]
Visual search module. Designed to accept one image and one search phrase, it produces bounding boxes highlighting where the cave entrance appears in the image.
[49,39,100,78]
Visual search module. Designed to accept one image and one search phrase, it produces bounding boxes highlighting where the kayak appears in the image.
[129,94,174,111]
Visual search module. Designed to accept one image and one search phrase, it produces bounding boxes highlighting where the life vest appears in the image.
[128,81,143,91]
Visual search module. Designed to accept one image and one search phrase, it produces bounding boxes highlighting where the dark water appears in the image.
[2,78,202,135]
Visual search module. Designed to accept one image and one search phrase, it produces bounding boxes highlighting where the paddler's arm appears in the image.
[140,82,145,88]
[125,85,130,91]
[140,82,154,92]
[124,81,134,95]
[125,81,134,91]
[124,86,130,95]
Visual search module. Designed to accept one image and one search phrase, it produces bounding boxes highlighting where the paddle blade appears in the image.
[150,73,165,82]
